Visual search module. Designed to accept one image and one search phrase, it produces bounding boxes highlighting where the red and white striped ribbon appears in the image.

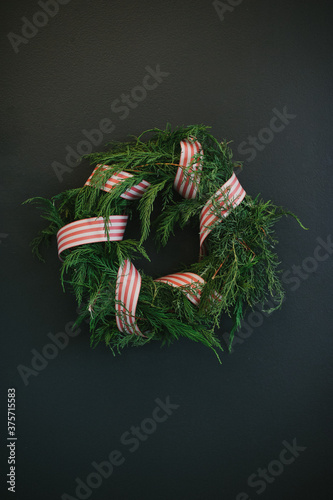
[56,215,128,259]
[173,139,203,199]
[115,259,143,335]
[154,272,205,306]
[199,172,246,253]
[85,165,150,200]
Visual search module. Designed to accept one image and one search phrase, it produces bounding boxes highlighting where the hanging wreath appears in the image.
[25,125,305,362]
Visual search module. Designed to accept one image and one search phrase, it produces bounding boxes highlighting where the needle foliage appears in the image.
[25,124,306,361]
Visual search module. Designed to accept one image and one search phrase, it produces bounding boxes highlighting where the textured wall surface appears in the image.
[1,1,333,499]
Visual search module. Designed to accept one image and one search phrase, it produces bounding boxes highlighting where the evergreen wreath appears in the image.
[25,125,306,362]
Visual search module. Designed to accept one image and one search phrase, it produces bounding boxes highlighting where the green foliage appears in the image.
[138,180,167,243]
[25,124,306,359]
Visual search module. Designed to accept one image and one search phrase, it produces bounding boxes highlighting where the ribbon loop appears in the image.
[173,139,203,199]
[154,272,205,306]
[56,215,128,259]
[115,259,143,335]
[200,172,246,254]
[85,165,150,200]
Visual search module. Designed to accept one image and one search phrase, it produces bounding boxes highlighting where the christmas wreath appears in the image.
[25,125,305,362]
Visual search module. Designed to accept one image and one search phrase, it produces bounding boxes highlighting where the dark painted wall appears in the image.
[1,1,333,499]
